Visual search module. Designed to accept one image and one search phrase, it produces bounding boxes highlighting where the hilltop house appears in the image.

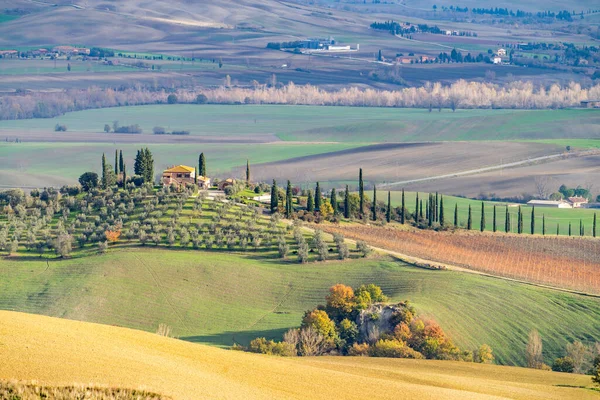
[497,48,507,56]
[162,165,211,189]
[568,196,588,208]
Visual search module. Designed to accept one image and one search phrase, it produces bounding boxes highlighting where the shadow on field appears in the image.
[181,328,289,347]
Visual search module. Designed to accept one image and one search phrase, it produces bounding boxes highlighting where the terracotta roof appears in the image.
[163,165,195,173]
[197,176,210,182]
[568,196,588,203]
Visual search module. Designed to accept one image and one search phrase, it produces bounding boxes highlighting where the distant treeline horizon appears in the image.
[0,80,598,120]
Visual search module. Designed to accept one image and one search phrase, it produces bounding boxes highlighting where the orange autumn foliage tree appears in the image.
[105,224,122,243]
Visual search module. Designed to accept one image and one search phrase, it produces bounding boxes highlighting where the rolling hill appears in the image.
[1,249,600,366]
[0,310,597,400]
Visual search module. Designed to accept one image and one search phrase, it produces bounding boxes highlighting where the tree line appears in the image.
[2,80,600,120]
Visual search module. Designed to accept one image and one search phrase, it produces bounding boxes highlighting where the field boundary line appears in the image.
[245,283,296,330]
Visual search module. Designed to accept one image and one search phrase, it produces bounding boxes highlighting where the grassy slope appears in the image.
[0,105,599,142]
[2,311,597,400]
[387,191,599,236]
[1,249,600,366]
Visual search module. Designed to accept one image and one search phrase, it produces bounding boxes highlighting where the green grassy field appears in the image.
[388,192,599,236]
[1,105,598,142]
[1,249,599,366]
[0,142,360,186]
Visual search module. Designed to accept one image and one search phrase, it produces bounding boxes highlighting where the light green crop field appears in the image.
[0,142,359,187]
[1,249,599,366]
[387,192,599,236]
[1,105,599,142]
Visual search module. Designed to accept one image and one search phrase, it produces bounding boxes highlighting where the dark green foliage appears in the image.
[119,150,124,173]
[401,189,406,224]
[246,160,250,185]
[415,192,419,221]
[480,202,485,232]
[517,206,523,234]
[134,148,154,184]
[467,205,472,230]
[270,180,278,213]
[359,169,364,216]
[114,150,118,175]
[78,172,98,191]
[386,191,391,223]
[371,185,377,221]
[552,357,575,373]
[454,203,458,226]
[492,205,496,232]
[167,94,178,104]
[122,163,127,186]
[531,206,535,234]
[594,213,597,238]
[569,222,572,236]
[307,190,314,212]
[315,182,322,212]
[505,206,510,233]
[198,153,206,178]
[542,215,545,235]
[439,195,445,226]
[344,185,350,219]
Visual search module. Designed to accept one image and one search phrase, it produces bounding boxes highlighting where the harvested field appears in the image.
[322,224,600,295]
[250,141,562,185]
[0,310,597,400]
[405,152,600,197]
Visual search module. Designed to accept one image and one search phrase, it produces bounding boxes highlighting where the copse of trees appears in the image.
[241,283,493,362]
[134,148,154,184]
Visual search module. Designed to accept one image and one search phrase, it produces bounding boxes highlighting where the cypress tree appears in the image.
[307,190,314,212]
[454,203,458,226]
[246,160,250,185]
[419,200,423,220]
[580,219,583,236]
[517,206,522,234]
[270,180,278,213]
[344,185,350,219]
[314,182,322,212]
[358,169,364,217]
[557,223,560,236]
[542,214,546,236]
[435,192,439,222]
[134,150,142,176]
[415,192,420,220]
[492,205,497,232]
[372,185,377,221]
[594,213,597,238]
[429,194,434,226]
[119,150,124,173]
[401,188,406,224]
[143,148,154,184]
[568,222,572,236]
[122,163,127,187]
[505,205,510,233]
[198,153,206,178]
[439,195,445,226]
[101,153,107,189]
[285,180,293,218]
[467,205,472,230]
[530,206,535,235]
[480,202,485,232]
[386,191,391,223]
[330,188,337,214]
[426,198,431,227]
[114,150,118,175]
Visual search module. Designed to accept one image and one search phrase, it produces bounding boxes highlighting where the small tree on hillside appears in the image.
[526,329,544,369]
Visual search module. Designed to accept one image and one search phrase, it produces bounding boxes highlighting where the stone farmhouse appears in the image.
[527,197,589,208]
[162,165,211,189]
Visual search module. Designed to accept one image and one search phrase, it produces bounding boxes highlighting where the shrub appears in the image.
[348,342,370,356]
[167,94,178,104]
[248,337,296,356]
[356,240,372,257]
[196,94,208,104]
[552,357,575,373]
[153,126,166,135]
[114,124,142,134]
[474,344,494,364]
[369,339,424,359]
[54,124,67,132]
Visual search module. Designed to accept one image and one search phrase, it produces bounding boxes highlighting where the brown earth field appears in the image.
[404,152,600,198]
[321,224,600,295]
[249,141,564,186]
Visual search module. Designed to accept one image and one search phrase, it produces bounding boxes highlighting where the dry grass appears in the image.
[323,224,600,295]
[0,311,597,400]
[0,380,169,399]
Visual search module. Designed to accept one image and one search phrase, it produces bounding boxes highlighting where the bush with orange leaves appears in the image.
[105,224,122,243]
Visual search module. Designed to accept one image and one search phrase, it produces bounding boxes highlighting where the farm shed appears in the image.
[527,200,572,208]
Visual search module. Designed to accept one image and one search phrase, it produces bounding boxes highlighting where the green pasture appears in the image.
[1,105,597,142]
[1,248,599,367]
[0,15,18,24]
[387,191,598,236]
[0,142,360,186]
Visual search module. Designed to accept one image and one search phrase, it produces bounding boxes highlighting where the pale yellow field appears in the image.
[0,311,596,400]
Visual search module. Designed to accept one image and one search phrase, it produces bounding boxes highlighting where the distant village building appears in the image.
[0,50,18,58]
[527,200,572,208]
[51,46,90,56]
[580,100,600,108]
[162,165,211,189]
[497,48,507,56]
[568,196,588,208]
[492,56,502,64]
[527,197,589,209]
